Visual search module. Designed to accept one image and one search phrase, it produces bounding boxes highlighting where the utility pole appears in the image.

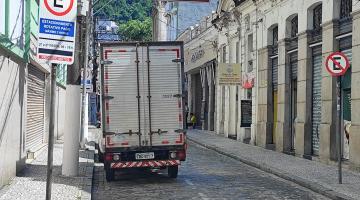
[80,0,92,148]
[45,64,56,200]
[62,1,84,177]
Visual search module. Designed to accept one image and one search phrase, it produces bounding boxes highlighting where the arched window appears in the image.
[340,0,352,20]
[313,4,322,30]
[272,26,278,45]
[291,16,298,38]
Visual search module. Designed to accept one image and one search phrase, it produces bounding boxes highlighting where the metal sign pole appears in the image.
[337,76,343,184]
[46,63,57,200]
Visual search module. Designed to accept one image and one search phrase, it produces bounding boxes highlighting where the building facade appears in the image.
[178,14,218,130]
[0,0,67,188]
[164,0,218,41]
[213,0,360,169]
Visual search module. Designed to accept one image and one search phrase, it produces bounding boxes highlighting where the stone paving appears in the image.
[92,141,328,200]
[0,142,94,200]
[187,130,360,200]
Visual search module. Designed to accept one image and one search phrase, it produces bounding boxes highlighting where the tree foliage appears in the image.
[119,18,152,41]
[94,0,153,41]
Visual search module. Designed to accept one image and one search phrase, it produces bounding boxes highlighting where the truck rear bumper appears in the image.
[110,160,180,169]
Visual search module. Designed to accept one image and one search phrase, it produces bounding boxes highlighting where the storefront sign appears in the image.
[241,100,252,127]
[191,49,205,63]
[218,63,241,85]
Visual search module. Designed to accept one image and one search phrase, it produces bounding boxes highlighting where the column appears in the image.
[224,86,230,137]
[275,39,291,152]
[216,81,224,134]
[256,47,272,148]
[229,86,237,136]
[319,20,338,161]
[187,74,192,123]
[295,31,313,157]
[207,63,215,131]
[350,9,360,168]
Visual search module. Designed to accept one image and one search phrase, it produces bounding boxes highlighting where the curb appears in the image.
[188,137,354,200]
[80,142,95,200]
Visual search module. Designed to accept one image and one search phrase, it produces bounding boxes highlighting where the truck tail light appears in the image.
[177,150,186,161]
[105,153,113,161]
[170,152,177,159]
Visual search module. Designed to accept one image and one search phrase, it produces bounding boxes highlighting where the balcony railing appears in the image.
[287,37,298,51]
[308,28,322,44]
[269,44,278,56]
[339,17,352,35]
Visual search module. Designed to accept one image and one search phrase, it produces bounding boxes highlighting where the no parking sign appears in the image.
[38,0,77,64]
[325,52,350,77]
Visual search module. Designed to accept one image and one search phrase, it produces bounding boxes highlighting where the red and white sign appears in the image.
[242,72,255,89]
[38,0,77,65]
[325,52,350,77]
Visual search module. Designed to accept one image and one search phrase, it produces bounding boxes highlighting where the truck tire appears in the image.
[95,143,104,163]
[168,166,178,178]
[105,168,114,182]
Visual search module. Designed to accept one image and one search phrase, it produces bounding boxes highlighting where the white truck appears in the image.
[98,42,187,181]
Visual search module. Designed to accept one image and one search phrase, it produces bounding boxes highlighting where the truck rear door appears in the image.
[101,42,185,148]
[145,45,185,146]
[101,45,143,147]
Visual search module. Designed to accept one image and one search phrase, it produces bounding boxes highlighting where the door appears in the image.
[26,65,46,152]
[102,45,142,147]
[311,46,322,156]
[146,45,184,146]
[290,52,298,151]
[272,57,278,144]
[341,47,352,159]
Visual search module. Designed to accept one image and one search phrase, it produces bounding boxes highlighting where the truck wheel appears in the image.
[105,168,114,182]
[168,166,178,178]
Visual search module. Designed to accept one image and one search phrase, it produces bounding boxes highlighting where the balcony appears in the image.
[308,28,322,44]
[287,37,298,51]
[269,44,278,56]
[339,17,352,35]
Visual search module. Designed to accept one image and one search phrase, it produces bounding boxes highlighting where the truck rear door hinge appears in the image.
[100,60,113,65]
[103,96,114,100]
[173,94,183,98]
[172,58,184,63]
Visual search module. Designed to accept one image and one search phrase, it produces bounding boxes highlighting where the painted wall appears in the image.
[55,86,66,140]
[0,53,26,188]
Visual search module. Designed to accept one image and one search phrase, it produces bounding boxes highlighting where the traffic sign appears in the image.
[38,0,77,64]
[325,52,350,77]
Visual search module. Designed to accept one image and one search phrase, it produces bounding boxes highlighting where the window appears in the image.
[247,89,252,99]
[236,41,240,63]
[272,26,278,45]
[248,34,253,52]
[340,0,352,20]
[245,15,251,31]
[291,16,298,38]
[222,46,227,63]
[248,60,253,72]
[313,4,322,30]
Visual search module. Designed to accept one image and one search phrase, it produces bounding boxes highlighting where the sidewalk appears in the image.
[0,141,94,200]
[187,130,360,200]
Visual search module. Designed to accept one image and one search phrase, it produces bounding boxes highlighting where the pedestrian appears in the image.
[185,103,189,129]
[190,113,196,129]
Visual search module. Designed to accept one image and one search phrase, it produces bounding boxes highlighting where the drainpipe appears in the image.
[254,3,259,146]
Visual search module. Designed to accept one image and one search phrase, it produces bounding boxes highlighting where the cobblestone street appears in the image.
[92,142,328,200]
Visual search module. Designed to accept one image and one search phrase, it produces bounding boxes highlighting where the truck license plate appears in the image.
[135,152,155,160]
